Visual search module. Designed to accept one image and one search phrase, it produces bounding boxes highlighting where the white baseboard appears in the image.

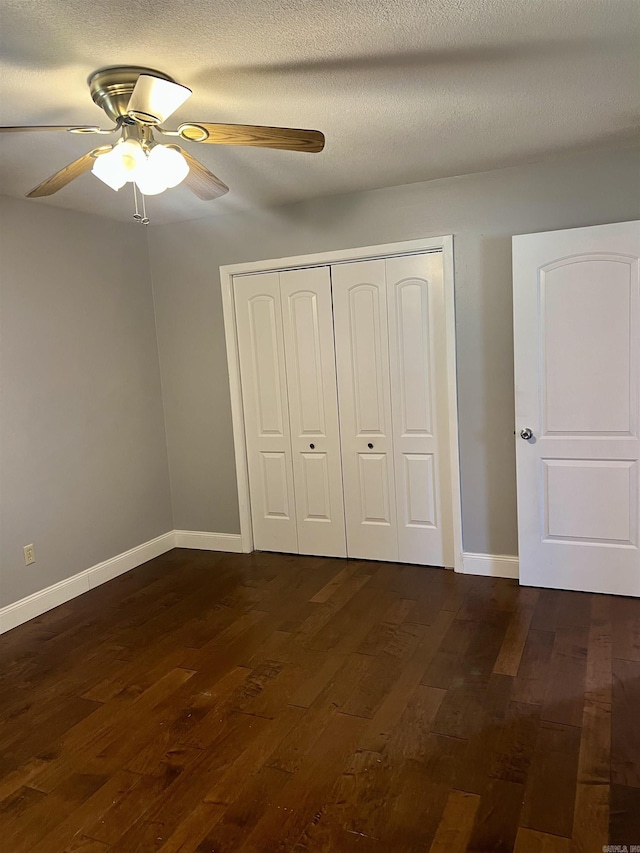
[462,552,519,579]
[0,529,243,635]
[173,530,243,552]
[0,532,175,635]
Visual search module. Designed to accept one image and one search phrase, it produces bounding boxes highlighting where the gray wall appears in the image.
[148,146,640,555]
[0,196,173,606]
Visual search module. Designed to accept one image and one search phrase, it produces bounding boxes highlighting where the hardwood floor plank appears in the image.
[239,712,368,853]
[341,623,428,719]
[541,624,589,728]
[466,777,525,853]
[3,772,109,853]
[511,629,555,706]
[309,566,354,603]
[609,783,640,845]
[29,769,141,853]
[431,619,510,741]
[520,721,581,838]
[359,609,455,753]
[80,746,204,845]
[0,694,103,766]
[488,700,541,786]
[196,765,293,853]
[493,589,539,676]
[429,789,480,852]
[513,827,573,852]
[454,673,514,794]
[267,655,375,774]
[530,589,562,633]
[287,748,388,852]
[304,583,395,654]
[65,837,112,852]
[26,666,198,794]
[114,712,272,852]
[357,597,415,655]
[572,595,613,852]
[612,595,640,661]
[611,656,640,788]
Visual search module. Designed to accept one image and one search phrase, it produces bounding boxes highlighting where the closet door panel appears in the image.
[332,259,398,561]
[387,253,453,566]
[234,272,298,553]
[281,266,347,557]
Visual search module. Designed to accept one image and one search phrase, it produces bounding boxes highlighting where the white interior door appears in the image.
[332,259,398,561]
[386,253,454,566]
[513,220,640,596]
[280,266,347,557]
[234,272,298,553]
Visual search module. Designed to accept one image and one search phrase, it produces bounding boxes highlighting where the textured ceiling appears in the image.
[0,0,638,224]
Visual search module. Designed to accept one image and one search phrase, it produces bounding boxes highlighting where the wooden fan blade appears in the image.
[26,148,105,198]
[175,122,325,152]
[179,147,229,200]
[0,125,104,133]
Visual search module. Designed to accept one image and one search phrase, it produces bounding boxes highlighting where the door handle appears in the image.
[520,428,533,440]
[309,443,315,449]
[367,442,374,449]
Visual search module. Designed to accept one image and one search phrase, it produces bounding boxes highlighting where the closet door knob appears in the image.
[367,442,374,449]
[309,443,315,449]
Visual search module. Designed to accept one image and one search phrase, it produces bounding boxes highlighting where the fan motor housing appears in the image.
[88,66,175,123]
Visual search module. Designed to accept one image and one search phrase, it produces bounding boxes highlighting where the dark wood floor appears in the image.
[1,549,639,852]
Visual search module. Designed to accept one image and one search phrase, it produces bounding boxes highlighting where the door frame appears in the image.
[219,236,464,571]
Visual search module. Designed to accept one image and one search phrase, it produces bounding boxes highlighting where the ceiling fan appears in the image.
[0,65,325,214]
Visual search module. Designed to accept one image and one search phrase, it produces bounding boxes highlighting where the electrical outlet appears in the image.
[23,544,35,566]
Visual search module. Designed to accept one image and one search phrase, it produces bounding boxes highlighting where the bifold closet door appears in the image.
[234,272,298,553]
[332,259,399,561]
[386,253,454,566]
[280,267,347,557]
[332,253,453,567]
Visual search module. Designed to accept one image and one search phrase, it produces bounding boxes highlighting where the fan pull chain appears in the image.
[132,183,150,225]
[133,182,142,222]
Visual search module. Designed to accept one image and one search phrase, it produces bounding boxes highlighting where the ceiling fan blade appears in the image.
[0,125,110,134]
[174,122,325,152]
[178,147,229,200]
[26,147,108,198]
[126,75,192,125]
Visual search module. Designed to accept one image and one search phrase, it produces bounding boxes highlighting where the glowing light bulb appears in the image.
[117,139,146,181]
[92,149,127,191]
[147,145,189,188]
[134,158,169,196]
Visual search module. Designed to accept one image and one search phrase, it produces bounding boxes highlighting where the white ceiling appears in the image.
[1,0,638,224]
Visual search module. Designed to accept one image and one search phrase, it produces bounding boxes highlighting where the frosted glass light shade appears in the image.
[147,145,189,188]
[92,149,127,191]
[134,159,169,196]
[127,75,192,124]
[118,140,146,181]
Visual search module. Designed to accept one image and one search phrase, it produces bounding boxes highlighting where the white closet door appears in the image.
[280,267,347,557]
[332,259,398,561]
[234,272,298,553]
[513,221,640,596]
[386,253,453,567]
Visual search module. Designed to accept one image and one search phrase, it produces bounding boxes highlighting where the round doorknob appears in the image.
[367,442,374,449]
[520,428,533,440]
[309,443,315,449]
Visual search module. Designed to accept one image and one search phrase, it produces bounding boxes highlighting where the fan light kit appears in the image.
[1,66,325,224]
